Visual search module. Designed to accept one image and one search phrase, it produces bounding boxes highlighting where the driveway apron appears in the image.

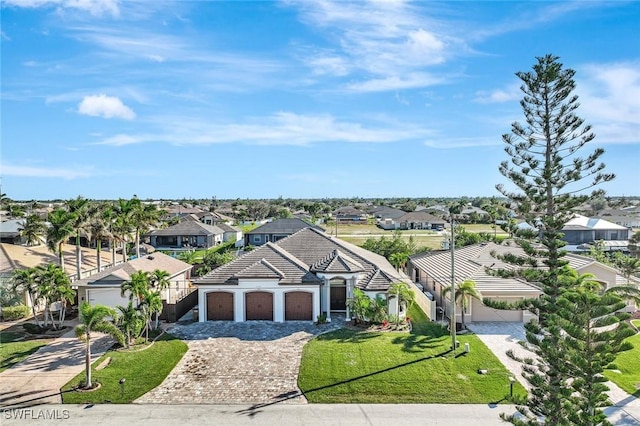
[467,321,640,423]
[0,327,114,407]
[136,321,341,405]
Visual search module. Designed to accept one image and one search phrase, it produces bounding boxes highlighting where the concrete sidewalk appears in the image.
[0,324,114,408]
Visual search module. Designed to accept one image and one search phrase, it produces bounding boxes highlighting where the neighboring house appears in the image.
[244,218,324,247]
[598,208,640,229]
[0,219,26,244]
[380,211,446,231]
[217,222,243,245]
[148,221,224,250]
[196,227,407,322]
[562,214,631,252]
[74,252,192,310]
[332,206,368,223]
[407,241,640,323]
[369,206,407,222]
[164,205,204,219]
[191,211,235,226]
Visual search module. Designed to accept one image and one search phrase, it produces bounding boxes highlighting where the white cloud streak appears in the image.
[94,112,433,147]
[78,94,136,120]
[3,0,120,17]
[1,163,93,179]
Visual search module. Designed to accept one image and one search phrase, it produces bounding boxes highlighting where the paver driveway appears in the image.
[136,320,342,405]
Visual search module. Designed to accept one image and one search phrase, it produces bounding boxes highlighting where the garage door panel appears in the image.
[207,292,234,321]
[246,292,273,321]
[285,291,313,321]
[87,288,129,310]
[472,298,523,322]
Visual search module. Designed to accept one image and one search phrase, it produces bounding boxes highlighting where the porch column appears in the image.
[177,236,182,247]
[325,278,331,322]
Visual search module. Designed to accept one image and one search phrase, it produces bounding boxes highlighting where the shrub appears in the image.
[2,305,30,320]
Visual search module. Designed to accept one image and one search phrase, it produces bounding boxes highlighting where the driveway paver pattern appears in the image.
[136,320,343,405]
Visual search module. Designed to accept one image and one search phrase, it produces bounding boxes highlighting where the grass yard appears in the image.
[339,235,444,251]
[0,331,48,373]
[604,325,640,397]
[61,333,188,404]
[298,304,525,403]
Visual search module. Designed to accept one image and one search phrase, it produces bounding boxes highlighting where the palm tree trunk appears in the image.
[85,335,92,388]
[76,233,82,280]
[27,292,42,328]
[135,230,141,259]
[58,242,65,273]
[111,238,116,266]
[97,240,102,272]
[122,240,127,263]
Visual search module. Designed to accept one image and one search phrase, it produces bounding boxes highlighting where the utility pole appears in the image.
[450,211,456,352]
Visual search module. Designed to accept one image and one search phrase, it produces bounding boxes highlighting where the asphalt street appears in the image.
[1,404,639,426]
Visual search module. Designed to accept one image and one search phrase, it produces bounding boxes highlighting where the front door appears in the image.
[330,286,346,311]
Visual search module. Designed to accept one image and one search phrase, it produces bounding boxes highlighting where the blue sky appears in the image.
[1,0,639,201]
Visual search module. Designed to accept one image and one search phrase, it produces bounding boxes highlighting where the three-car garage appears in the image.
[202,289,317,322]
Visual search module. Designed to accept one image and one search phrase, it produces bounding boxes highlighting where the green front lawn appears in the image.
[0,331,48,373]
[61,333,188,403]
[298,305,525,403]
[604,326,640,397]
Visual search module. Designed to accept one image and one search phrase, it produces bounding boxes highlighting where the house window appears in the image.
[253,235,262,243]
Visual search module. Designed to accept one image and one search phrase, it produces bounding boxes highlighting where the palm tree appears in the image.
[46,208,75,272]
[120,270,150,305]
[116,302,145,348]
[10,268,42,327]
[75,302,124,388]
[67,197,91,280]
[19,214,46,246]
[149,268,171,303]
[388,282,415,327]
[87,202,113,272]
[139,289,163,339]
[114,198,135,263]
[129,199,163,259]
[36,264,72,330]
[442,279,482,329]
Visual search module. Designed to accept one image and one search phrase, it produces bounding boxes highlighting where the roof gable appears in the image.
[235,258,285,279]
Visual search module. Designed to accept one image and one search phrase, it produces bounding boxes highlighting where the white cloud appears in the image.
[578,62,640,144]
[345,73,445,93]
[474,83,521,103]
[290,1,464,91]
[78,94,136,120]
[423,136,501,149]
[3,0,120,16]
[94,112,433,147]
[1,163,92,179]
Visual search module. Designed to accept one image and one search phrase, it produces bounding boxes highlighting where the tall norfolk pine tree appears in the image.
[488,55,615,425]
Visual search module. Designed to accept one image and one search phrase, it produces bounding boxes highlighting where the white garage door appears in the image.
[471,298,523,322]
[87,288,130,310]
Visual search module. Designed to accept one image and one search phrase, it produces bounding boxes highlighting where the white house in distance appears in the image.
[195,227,408,323]
[73,252,192,309]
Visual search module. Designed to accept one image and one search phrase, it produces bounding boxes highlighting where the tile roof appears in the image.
[196,242,321,285]
[73,252,192,287]
[311,249,365,273]
[396,211,445,223]
[409,242,639,294]
[235,259,285,279]
[216,222,241,233]
[197,227,402,291]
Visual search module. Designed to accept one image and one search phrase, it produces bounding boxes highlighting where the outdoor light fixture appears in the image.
[509,376,515,399]
[119,378,126,397]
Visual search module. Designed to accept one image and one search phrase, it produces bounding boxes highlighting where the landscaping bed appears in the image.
[298,304,525,403]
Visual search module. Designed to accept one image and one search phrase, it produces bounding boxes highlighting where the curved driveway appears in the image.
[136,321,342,405]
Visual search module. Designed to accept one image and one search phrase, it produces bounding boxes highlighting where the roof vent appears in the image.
[148,256,154,260]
